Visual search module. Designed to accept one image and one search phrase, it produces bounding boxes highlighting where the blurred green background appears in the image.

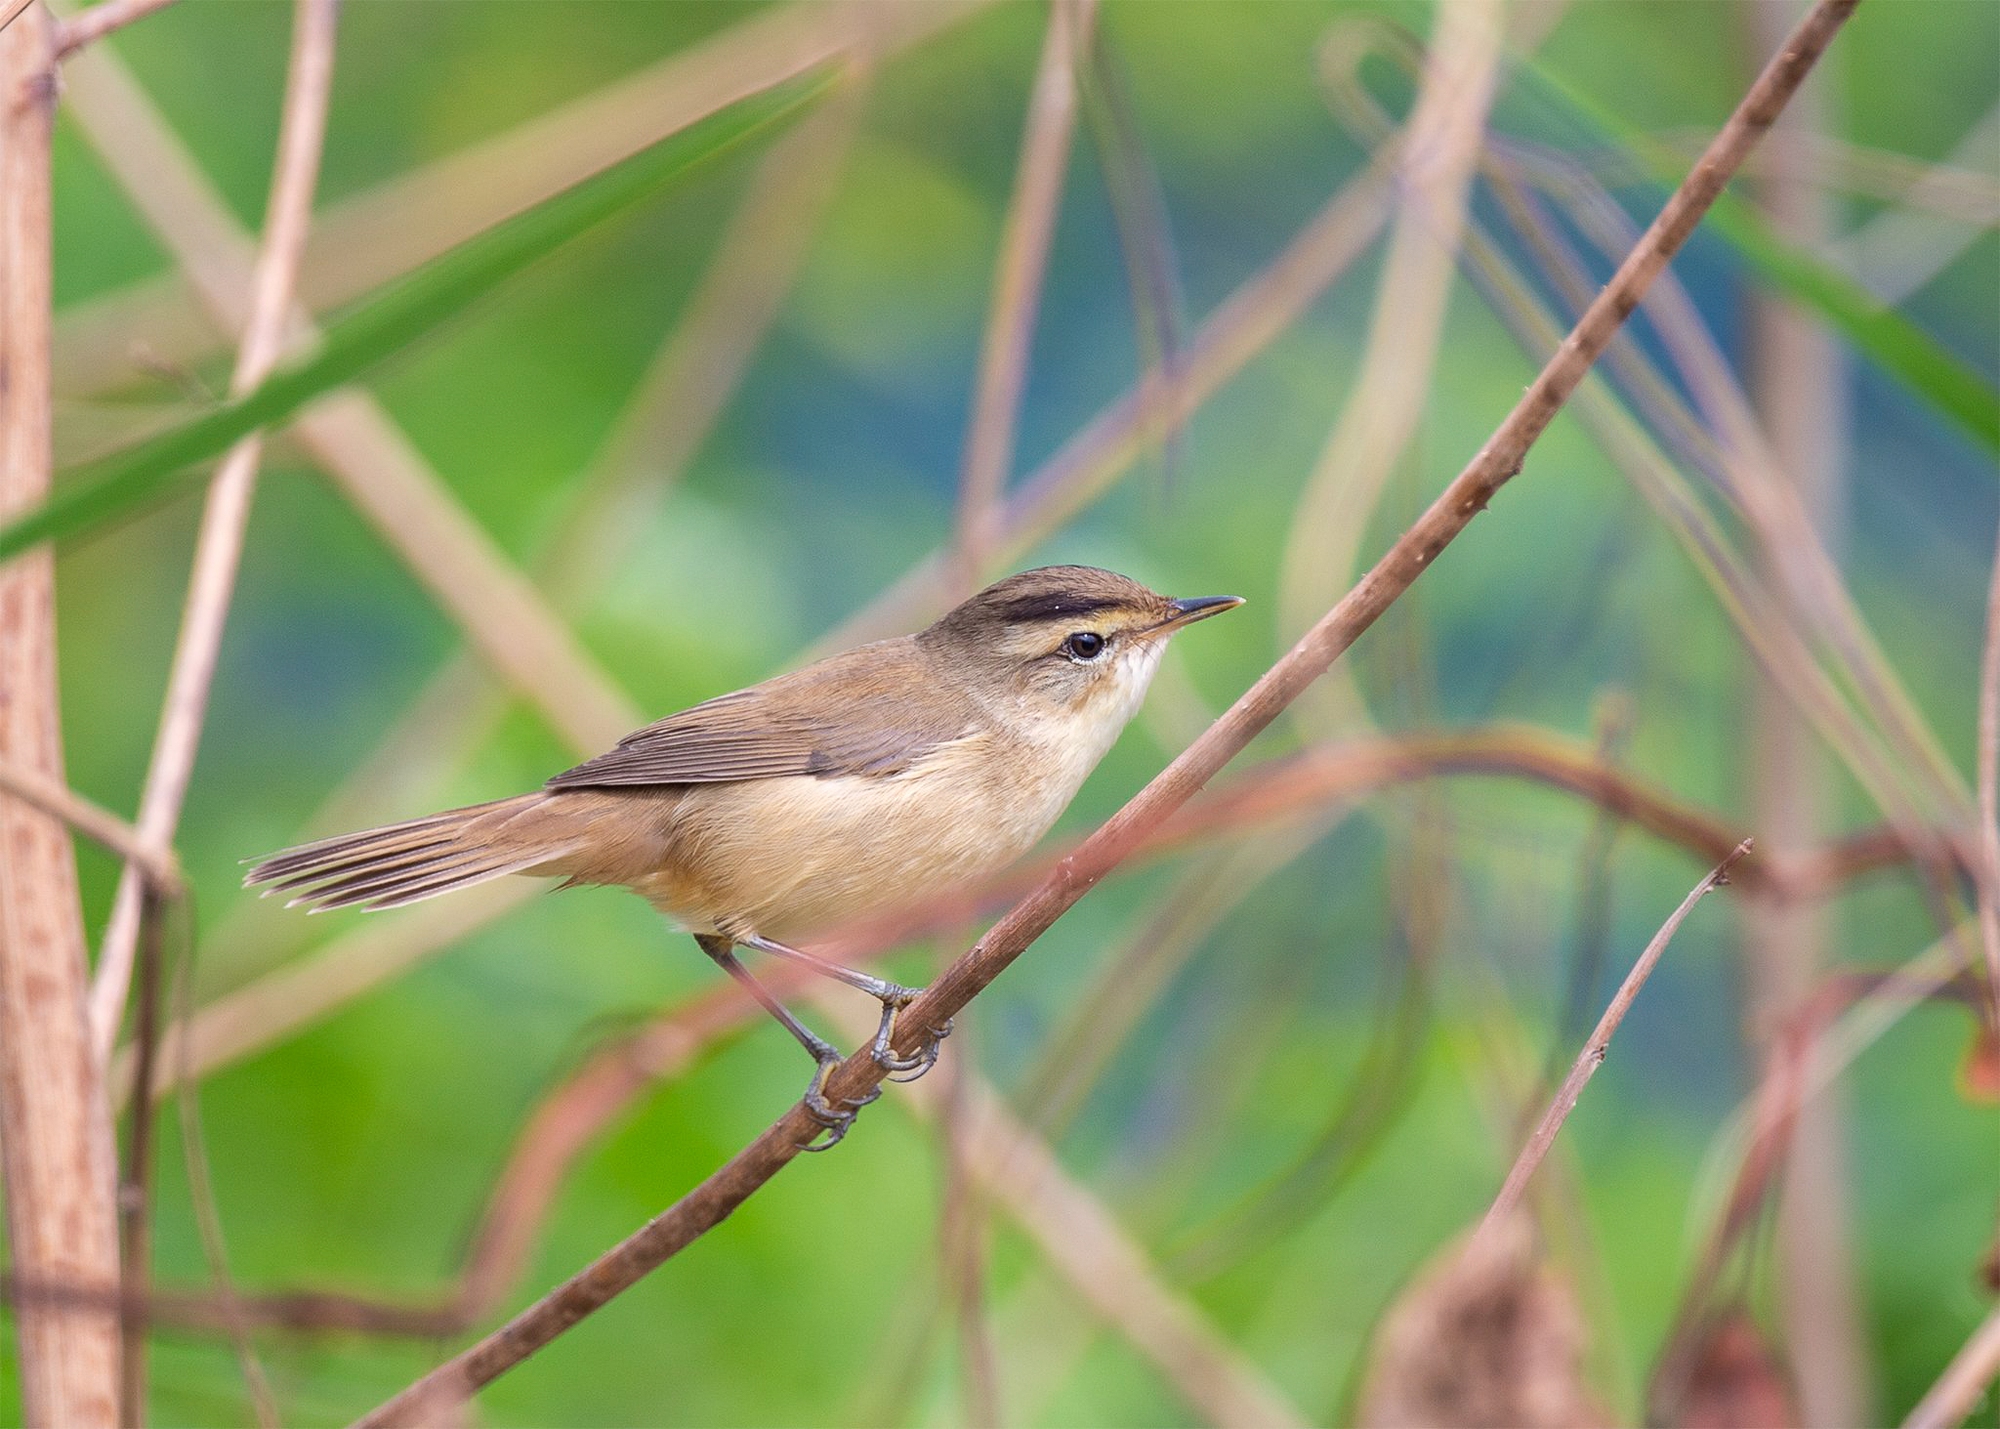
[29,0,2000,1423]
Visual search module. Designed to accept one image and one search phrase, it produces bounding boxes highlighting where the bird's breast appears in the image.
[641,727,1102,941]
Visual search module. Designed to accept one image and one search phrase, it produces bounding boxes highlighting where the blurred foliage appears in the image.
[27,0,2000,1425]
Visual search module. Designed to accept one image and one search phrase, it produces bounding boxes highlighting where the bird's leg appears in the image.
[740,935,953,1082]
[694,934,876,1150]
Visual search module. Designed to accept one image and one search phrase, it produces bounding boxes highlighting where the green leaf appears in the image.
[2,71,830,564]
[1519,56,2000,456]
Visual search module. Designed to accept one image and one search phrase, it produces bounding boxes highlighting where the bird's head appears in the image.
[922,566,1242,733]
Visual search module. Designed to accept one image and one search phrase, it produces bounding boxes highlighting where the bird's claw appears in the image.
[870,993,952,1083]
[798,1052,878,1152]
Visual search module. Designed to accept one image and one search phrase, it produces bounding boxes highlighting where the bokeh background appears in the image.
[33,0,2000,1423]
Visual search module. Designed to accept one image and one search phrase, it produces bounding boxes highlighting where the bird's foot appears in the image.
[799,1051,878,1152]
[870,989,953,1082]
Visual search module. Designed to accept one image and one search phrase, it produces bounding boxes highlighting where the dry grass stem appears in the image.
[0,4,125,1418]
[88,0,339,1068]
[51,0,173,54]
[1904,1301,2000,1429]
[0,757,181,889]
[952,0,1095,588]
[1475,841,1751,1247]
[355,6,1857,1415]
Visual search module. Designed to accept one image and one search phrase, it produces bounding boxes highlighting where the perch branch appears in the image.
[1977,508,2000,1028]
[356,5,1859,1419]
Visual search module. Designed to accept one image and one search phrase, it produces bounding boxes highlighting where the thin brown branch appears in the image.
[50,0,172,55]
[952,0,1095,587]
[0,2,125,1420]
[0,756,180,890]
[1474,840,1751,1247]
[356,6,1859,1417]
[89,0,339,1067]
[1904,1301,2000,1429]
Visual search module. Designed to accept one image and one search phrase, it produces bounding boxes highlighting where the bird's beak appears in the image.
[1165,595,1246,627]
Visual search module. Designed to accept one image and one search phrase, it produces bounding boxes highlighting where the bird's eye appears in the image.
[1063,631,1106,660]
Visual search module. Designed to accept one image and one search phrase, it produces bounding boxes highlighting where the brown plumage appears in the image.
[247,566,1241,1135]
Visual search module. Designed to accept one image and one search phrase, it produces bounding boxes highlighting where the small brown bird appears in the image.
[248,566,1241,1144]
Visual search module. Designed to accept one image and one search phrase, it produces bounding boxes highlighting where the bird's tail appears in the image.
[244,793,582,912]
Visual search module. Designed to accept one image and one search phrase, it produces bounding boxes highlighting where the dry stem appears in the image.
[0,756,181,888]
[1473,841,1751,1246]
[355,5,1859,1418]
[0,4,125,1419]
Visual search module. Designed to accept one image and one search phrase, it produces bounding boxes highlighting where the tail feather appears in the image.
[245,794,580,912]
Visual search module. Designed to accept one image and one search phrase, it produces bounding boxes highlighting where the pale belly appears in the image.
[635,730,1096,941]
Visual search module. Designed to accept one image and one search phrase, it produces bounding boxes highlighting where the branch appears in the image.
[952,0,1094,585]
[0,3,125,1420]
[355,4,1861,1419]
[87,0,339,1066]
[1473,840,1751,1245]
[51,0,173,55]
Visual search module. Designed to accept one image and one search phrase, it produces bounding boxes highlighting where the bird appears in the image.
[246,566,1242,1146]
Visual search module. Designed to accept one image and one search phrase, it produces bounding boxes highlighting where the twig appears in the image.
[1977,507,2000,1029]
[88,0,339,1067]
[51,0,172,55]
[1903,1301,2000,1429]
[0,4,126,1421]
[1474,840,1751,1247]
[0,756,181,890]
[952,0,1095,588]
[356,5,1859,1417]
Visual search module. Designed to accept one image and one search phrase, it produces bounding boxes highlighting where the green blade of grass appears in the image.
[2,71,830,565]
[1520,55,2000,456]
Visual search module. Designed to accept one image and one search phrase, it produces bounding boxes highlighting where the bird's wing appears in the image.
[545,641,973,789]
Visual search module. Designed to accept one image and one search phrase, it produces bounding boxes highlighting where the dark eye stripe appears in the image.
[994,592,1127,625]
